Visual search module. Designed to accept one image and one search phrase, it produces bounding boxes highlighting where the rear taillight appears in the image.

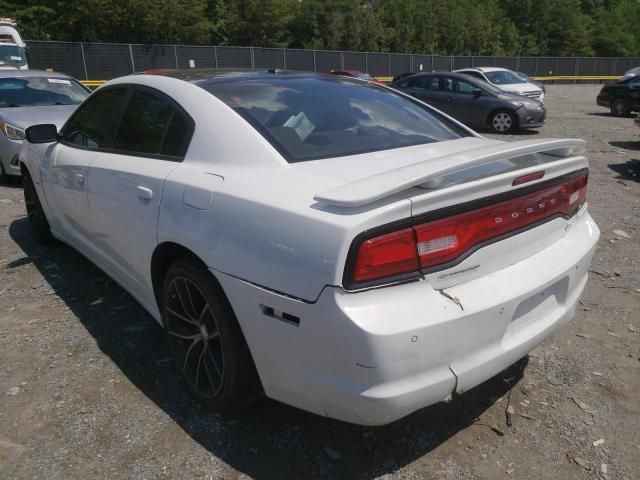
[347,172,588,288]
[353,228,418,282]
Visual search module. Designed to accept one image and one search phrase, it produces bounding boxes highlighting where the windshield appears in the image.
[0,44,27,68]
[0,76,89,107]
[202,75,470,162]
[485,70,527,85]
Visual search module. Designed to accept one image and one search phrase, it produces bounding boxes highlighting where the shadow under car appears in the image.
[9,215,527,480]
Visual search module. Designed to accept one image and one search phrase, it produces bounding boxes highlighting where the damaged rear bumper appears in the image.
[217,210,599,426]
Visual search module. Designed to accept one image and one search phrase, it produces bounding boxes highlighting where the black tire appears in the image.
[161,258,262,413]
[489,109,517,133]
[0,163,7,184]
[610,98,630,116]
[23,171,54,243]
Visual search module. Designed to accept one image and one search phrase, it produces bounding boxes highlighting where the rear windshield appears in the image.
[201,76,470,162]
[0,76,89,108]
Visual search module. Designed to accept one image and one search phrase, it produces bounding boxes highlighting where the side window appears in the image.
[630,77,640,86]
[112,89,191,158]
[445,78,476,94]
[62,88,127,148]
[412,76,441,91]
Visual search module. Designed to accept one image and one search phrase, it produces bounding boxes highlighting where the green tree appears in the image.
[2,0,638,57]
[226,0,297,47]
[591,0,640,56]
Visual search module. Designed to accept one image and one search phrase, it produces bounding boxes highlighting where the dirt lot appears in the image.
[1,84,639,480]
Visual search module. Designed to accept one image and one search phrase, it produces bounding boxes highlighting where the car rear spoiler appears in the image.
[314,138,586,208]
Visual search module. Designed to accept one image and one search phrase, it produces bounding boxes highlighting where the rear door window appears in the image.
[445,77,476,94]
[112,88,192,159]
[412,76,441,91]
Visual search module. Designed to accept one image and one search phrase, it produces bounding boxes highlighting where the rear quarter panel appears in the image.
[157,163,412,302]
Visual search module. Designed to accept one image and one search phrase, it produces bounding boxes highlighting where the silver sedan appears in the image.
[0,70,89,180]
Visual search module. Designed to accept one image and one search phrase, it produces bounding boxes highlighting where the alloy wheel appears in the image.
[165,276,225,398]
[492,112,512,132]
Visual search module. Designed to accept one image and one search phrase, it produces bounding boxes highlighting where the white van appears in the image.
[0,18,28,70]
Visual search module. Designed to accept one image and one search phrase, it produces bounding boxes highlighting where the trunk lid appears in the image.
[327,138,589,290]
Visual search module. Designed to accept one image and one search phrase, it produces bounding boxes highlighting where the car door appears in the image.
[86,86,194,305]
[406,75,445,109]
[442,76,487,127]
[628,76,640,109]
[41,87,128,251]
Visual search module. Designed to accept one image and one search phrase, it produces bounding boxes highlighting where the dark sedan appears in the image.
[390,72,545,133]
[597,75,640,116]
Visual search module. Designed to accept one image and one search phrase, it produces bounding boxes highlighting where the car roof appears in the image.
[457,67,506,73]
[404,71,480,81]
[0,69,74,79]
[150,68,361,86]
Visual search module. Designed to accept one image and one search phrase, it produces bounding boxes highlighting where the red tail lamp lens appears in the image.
[353,228,419,282]
[349,173,587,286]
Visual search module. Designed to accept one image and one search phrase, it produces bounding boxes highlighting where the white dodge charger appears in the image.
[19,70,599,425]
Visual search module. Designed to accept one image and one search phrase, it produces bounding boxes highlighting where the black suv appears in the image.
[597,75,640,116]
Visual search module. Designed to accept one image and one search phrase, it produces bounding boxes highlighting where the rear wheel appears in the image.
[610,98,630,116]
[23,171,54,243]
[489,110,516,133]
[161,259,262,413]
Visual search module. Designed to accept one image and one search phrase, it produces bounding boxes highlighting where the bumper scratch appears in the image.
[438,289,464,311]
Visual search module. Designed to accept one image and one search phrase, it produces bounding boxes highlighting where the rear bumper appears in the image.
[217,208,599,426]
[597,97,610,108]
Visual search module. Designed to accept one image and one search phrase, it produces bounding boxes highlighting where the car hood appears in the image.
[0,104,79,130]
[495,82,542,94]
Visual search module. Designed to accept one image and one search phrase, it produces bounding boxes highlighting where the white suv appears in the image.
[455,67,545,103]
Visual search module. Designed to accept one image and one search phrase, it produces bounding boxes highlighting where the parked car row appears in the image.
[334,67,546,133]
[389,72,545,133]
[334,65,640,132]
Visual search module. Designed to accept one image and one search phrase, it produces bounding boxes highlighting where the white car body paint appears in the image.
[20,73,599,425]
[455,67,545,102]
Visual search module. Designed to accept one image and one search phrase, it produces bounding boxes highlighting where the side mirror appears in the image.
[25,124,58,144]
[472,88,483,97]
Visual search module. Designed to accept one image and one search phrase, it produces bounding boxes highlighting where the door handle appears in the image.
[74,173,85,185]
[136,186,153,200]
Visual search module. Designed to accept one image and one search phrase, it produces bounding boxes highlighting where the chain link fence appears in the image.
[25,40,640,81]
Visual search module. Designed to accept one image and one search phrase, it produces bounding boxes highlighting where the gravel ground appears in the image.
[1,84,639,480]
